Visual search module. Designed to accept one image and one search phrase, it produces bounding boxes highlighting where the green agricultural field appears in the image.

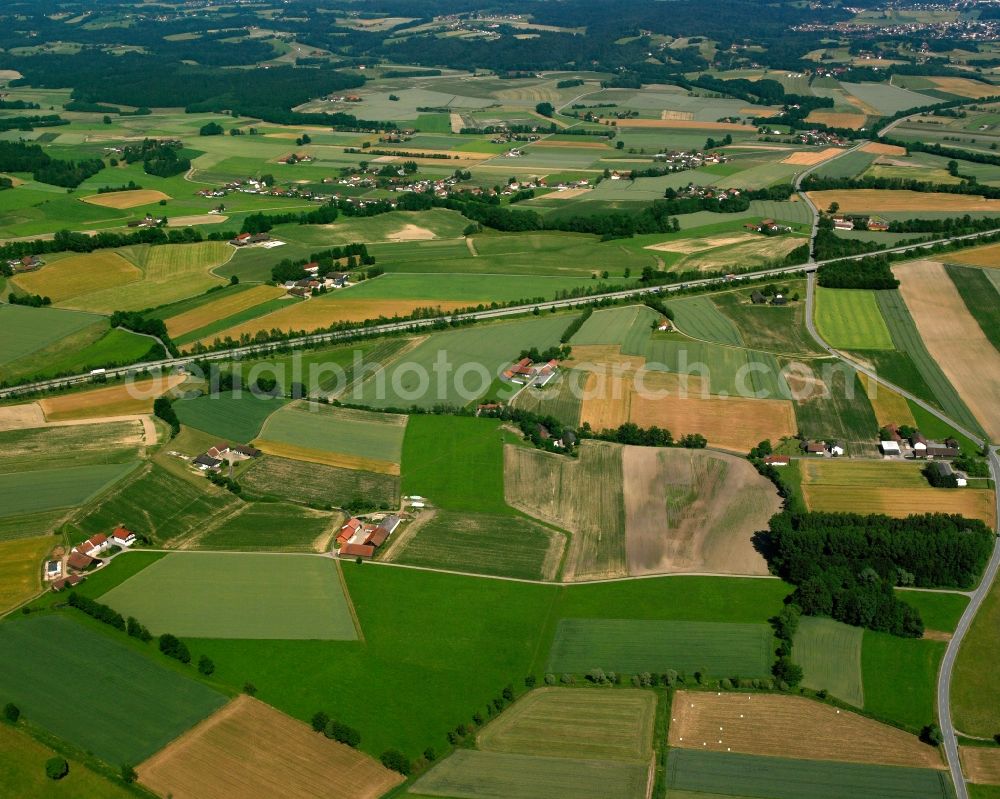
[477,688,656,762]
[355,314,576,409]
[0,303,102,369]
[954,578,1000,738]
[71,463,242,545]
[173,392,289,442]
[840,81,937,115]
[547,618,773,676]
[410,750,649,799]
[815,287,894,350]
[100,552,357,640]
[318,208,470,244]
[791,367,879,452]
[0,723,134,799]
[389,509,564,581]
[863,631,944,732]
[665,750,955,799]
[401,415,509,513]
[0,615,227,766]
[813,150,877,179]
[0,420,144,474]
[667,296,744,346]
[0,326,154,384]
[641,337,786,399]
[191,502,336,552]
[570,305,659,346]
[342,272,588,303]
[258,402,407,464]
[175,295,305,348]
[713,289,823,356]
[0,461,138,518]
[0,509,69,541]
[238,454,399,508]
[875,289,983,436]
[945,264,1000,351]
[898,590,968,634]
[793,617,864,707]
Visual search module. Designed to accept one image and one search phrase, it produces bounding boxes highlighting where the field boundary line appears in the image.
[333,558,365,643]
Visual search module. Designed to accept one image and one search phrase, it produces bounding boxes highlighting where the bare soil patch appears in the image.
[622,446,777,576]
[166,214,228,227]
[547,187,594,199]
[669,691,944,769]
[897,259,1000,440]
[644,233,756,254]
[660,110,694,121]
[387,224,436,241]
[138,695,403,799]
[0,402,45,431]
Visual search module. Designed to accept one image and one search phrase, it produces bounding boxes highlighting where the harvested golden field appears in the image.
[504,441,627,581]
[669,691,944,770]
[741,107,780,117]
[138,695,403,799]
[660,110,694,121]
[804,112,868,129]
[781,147,845,166]
[945,242,1000,269]
[616,119,752,131]
[166,214,228,227]
[627,394,797,453]
[39,375,185,421]
[806,189,1000,213]
[858,372,916,427]
[197,298,477,346]
[804,485,995,527]
[861,142,907,156]
[386,224,436,241]
[960,747,1000,784]
[930,77,999,98]
[12,251,141,303]
[622,446,777,576]
[563,345,646,371]
[799,458,930,489]
[579,370,714,433]
[165,285,286,338]
[644,232,756,254]
[897,260,1000,440]
[81,189,171,209]
[0,536,52,613]
[254,439,399,475]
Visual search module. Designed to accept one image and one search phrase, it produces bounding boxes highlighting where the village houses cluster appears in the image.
[336,514,402,559]
[45,526,137,591]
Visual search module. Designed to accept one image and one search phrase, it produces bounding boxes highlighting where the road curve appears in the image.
[805,272,999,799]
[5,226,1000,401]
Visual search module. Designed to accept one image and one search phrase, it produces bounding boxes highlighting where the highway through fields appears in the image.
[805,272,998,799]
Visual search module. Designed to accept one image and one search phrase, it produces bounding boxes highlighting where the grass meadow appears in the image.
[100,552,357,640]
[0,461,139,518]
[668,296,744,346]
[0,614,227,766]
[863,631,944,733]
[190,502,336,552]
[945,264,1000,351]
[815,287,894,350]
[954,577,1000,738]
[173,392,289,442]
[238,454,400,508]
[0,303,101,368]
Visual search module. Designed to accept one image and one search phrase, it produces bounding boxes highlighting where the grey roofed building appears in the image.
[194,454,222,469]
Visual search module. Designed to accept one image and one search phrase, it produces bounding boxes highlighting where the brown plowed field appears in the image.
[897,259,1000,440]
[138,695,403,799]
[669,691,944,770]
[781,147,845,165]
[81,189,171,209]
[804,112,868,129]
[622,446,777,576]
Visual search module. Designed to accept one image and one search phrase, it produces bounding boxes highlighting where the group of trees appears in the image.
[0,139,102,188]
[122,139,190,178]
[110,310,177,356]
[8,292,51,307]
[817,256,899,290]
[760,510,994,636]
[153,397,180,437]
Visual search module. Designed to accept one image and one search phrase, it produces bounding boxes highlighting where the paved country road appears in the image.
[5,225,1000,401]
[806,272,999,799]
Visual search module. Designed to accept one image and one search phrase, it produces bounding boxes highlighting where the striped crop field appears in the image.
[668,296,744,346]
[547,618,773,676]
[815,287,893,350]
[793,617,865,707]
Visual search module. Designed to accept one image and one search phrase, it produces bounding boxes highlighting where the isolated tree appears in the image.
[921,723,944,747]
[198,655,215,676]
[3,703,20,723]
[45,757,68,780]
[380,749,411,775]
[827,201,839,214]
[311,711,329,732]
[535,101,554,117]
[120,764,137,784]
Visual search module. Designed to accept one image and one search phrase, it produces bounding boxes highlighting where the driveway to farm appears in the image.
[806,271,1000,799]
